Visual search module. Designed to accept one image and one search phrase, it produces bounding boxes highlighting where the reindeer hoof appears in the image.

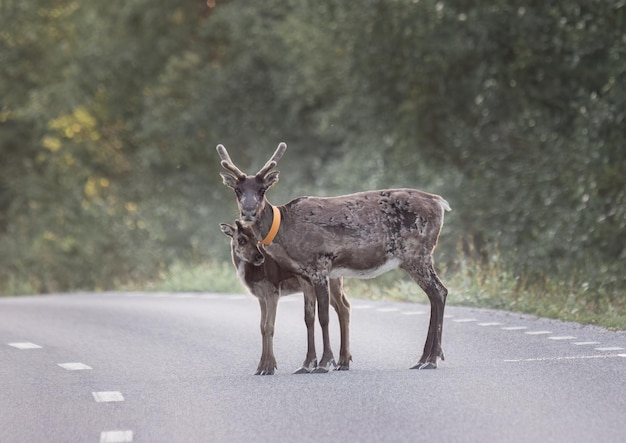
[410,361,438,370]
[336,355,352,371]
[255,368,276,375]
[293,359,317,374]
[312,359,336,373]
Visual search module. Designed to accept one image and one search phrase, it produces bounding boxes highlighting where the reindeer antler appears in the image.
[216,144,246,179]
[256,142,287,177]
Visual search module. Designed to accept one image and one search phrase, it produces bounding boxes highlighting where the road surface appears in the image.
[1,292,625,442]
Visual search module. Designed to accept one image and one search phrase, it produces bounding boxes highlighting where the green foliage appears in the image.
[1,0,624,328]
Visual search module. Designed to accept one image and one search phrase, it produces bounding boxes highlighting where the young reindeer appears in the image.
[220,220,352,374]
[217,142,451,370]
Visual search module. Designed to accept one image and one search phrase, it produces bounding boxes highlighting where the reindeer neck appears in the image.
[256,200,280,244]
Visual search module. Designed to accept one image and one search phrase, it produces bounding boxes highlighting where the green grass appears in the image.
[449,253,626,330]
[0,273,39,297]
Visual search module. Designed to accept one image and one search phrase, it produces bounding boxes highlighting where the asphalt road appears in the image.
[1,292,625,443]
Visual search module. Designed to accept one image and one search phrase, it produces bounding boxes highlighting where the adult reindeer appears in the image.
[217,142,450,370]
[220,220,351,374]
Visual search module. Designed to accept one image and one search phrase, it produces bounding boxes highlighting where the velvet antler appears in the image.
[256,142,287,177]
[216,144,246,179]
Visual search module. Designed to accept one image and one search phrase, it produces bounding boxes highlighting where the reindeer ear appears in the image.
[220,172,238,189]
[220,223,235,237]
[263,170,279,189]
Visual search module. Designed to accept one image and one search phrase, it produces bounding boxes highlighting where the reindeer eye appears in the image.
[237,237,246,246]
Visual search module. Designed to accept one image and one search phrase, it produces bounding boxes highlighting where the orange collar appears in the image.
[260,204,281,245]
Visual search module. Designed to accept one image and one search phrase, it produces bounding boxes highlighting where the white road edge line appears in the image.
[93,391,125,402]
[505,353,626,362]
[58,362,92,370]
[8,342,42,349]
[100,430,133,443]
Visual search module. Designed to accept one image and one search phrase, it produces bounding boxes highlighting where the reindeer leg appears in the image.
[402,262,448,370]
[255,296,268,375]
[312,278,336,373]
[256,292,279,375]
[329,278,352,370]
[294,278,318,374]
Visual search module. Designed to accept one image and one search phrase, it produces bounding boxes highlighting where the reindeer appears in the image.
[217,142,450,370]
[220,220,351,374]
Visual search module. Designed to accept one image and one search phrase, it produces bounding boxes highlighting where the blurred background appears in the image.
[0,0,624,325]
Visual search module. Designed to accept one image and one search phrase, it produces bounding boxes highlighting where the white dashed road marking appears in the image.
[505,353,626,363]
[58,362,92,370]
[453,318,477,323]
[377,308,399,313]
[402,311,426,315]
[352,305,373,309]
[573,341,600,346]
[478,322,502,326]
[548,336,577,340]
[502,326,528,331]
[100,430,133,443]
[525,331,552,335]
[595,346,624,352]
[93,391,125,402]
[8,342,42,349]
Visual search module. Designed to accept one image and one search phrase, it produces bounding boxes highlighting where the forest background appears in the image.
[1,0,624,328]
